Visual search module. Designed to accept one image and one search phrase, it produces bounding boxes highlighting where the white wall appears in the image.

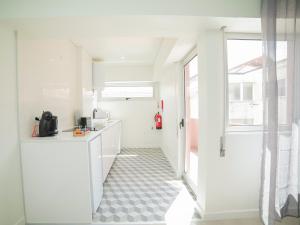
[156,30,262,220]
[94,64,154,83]
[76,47,94,117]
[158,63,182,172]
[196,30,262,219]
[18,39,80,137]
[0,28,25,225]
[95,64,160,148]
[205,132,262,219]
[100,100,160,148]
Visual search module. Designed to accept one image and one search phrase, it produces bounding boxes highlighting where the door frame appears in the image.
[178,47,198,194]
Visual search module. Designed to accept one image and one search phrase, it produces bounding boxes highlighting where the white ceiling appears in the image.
[5,16,261,39]
[1,16,261,65]
[72,37,162,65]
[0,1,260,19]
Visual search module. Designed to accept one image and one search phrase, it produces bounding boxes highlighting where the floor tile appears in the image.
[94,148,201,224]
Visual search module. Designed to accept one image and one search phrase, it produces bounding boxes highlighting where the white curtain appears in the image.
[260,0,300,225]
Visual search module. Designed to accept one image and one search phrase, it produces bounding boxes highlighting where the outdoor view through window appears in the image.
[226,39,287,127]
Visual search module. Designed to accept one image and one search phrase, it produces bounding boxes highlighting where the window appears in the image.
[101,81,155,99]
[226,38,287,129]
[226,39,263,127]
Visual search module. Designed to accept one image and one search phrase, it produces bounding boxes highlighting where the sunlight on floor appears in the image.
[165,185,198,225]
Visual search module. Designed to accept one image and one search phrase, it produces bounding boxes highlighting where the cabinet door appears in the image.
[101,129,113,181]
[89,136,103,213]
[101,122,122,181]
[114,122,121,155]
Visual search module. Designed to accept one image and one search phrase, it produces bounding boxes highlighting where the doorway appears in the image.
[183,53,199,190]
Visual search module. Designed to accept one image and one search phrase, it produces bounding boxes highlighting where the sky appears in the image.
[227,40,287,70]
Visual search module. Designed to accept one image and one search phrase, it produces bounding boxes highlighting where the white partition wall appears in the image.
[0,28,25,225]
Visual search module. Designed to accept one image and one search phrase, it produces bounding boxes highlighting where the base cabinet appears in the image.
[89,136,103,213]
[21,141,93,223]
[102,122,121,181]
[20,120,121,224]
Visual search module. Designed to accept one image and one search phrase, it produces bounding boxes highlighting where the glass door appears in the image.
[184,55,199,187]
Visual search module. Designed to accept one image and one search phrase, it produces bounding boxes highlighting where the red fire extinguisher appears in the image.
[155,112,162,129]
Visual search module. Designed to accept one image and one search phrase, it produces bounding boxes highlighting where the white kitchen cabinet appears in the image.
[21,120,121,224]
[101,121,121,181]
[114,121,122,155]
[89,136,103,213]
[21,141,93,224]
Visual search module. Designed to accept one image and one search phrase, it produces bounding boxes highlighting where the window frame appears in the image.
[100,81,158,101]
[224,33,263,132]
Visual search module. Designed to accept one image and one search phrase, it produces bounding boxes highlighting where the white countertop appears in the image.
[21,120,121,143]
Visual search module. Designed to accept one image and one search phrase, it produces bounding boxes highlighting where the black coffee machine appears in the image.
[36,111,58,137]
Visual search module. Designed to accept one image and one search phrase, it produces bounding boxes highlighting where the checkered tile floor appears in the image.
[93,148,201,224]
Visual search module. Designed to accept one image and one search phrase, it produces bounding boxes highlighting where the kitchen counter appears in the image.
[21,119,121,143]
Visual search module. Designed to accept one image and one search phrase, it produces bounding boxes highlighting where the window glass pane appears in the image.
[101,86,153,98]
[184,53,199,185]
[276,42,287,124]
[227,40,263,126]
[188,56,198,78]
[278,79,286,97]
[229,83,240,101]
[227,39,288,127]
[243,83,253,101]
[186,56,198,119]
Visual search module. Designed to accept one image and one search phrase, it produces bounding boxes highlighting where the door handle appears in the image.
[179,118,184,129]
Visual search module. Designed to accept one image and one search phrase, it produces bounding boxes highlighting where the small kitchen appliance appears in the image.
[36,111,58,137]
[80,117,92,129]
